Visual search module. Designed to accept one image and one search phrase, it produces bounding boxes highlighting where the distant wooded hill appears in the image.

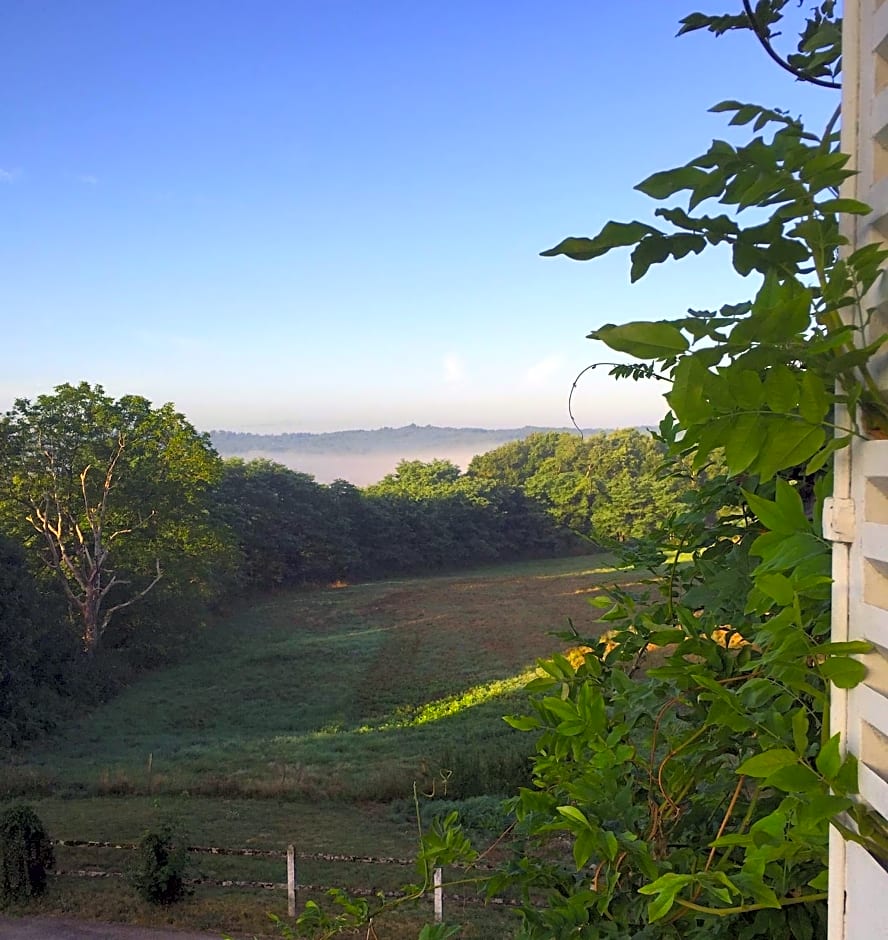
[209,425,609,485]
[209,424,604,456]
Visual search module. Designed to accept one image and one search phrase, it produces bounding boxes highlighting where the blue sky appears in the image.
[0,1,837,432]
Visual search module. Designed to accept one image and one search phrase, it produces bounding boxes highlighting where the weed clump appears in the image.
[391,795,514,849]
[0,804,54,905]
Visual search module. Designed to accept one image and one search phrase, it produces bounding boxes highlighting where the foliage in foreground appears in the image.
[500,1,885,935]
[0,804,54,906]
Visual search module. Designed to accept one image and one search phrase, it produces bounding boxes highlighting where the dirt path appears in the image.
[0,917,232,940]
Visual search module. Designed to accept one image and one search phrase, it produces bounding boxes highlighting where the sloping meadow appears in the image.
[3,555,625,803]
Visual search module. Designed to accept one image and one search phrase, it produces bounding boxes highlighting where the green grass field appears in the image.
[1,553,631,938]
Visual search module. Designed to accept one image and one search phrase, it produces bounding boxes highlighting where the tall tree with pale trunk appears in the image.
[0,382,222,655]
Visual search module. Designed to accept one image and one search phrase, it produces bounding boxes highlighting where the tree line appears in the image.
[0,382,687,746]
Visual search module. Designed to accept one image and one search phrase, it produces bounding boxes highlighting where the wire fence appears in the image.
[49,838,516,921]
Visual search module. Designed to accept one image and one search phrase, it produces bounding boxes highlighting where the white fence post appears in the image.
[433,866,443,923]
[287,843,296,917]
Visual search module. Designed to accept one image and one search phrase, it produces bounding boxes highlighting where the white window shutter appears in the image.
[830,2,888,936]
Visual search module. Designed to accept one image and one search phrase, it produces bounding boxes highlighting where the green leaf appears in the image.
[816,198,871,215]
[636,166,710,200]
[744,273,812,342]
[541,221,661,260]
[690,415,731,469]
[734,874,782,909]
[649,629,687,646]
[756,572,795,606]
[523,676,556,692]
[666,356,713,424]
[737,749,798,777]
[557,805,592,829]
[750,809,787,843]
[541,697,577,721]
[708,99,745,114]
[753,420,825,481]
[724,413,763,475]
[816,733,842,781]
[639,873,695,922]
[743,482,808,535]
[751,531,826,573]
[835,753,859,795]
[796,794,853,829]
[763,365,799,414]
[589,321,689,360]
[573,828,596,869]
[799,372,830,425]
[774,478,812,531]
[811,641,873,656]
[727,369,764,411]
[630,233,706,281]
[766,763,821,793]
[806,435,851,475]
[730,105,760,126]
[708,698,755,732]
[820,656,868,689]
[557,719,588,737]
[503,714,541,732]
[689,171,728,209]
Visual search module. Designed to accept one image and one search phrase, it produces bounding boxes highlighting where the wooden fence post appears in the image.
[287,844,296,917]
[433,866,443,923]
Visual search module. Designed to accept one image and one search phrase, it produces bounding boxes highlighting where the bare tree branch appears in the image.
[100,559,163,634]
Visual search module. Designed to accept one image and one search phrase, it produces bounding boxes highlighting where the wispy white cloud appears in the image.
[76,174,99,185]
[525,354,562,387]
[443,354,466,384]
[0,167,22,183]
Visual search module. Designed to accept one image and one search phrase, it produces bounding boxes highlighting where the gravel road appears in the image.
[0,917,234,940]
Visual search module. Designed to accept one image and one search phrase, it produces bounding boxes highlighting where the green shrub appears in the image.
[128,824,189,904]
[0,804,54,905]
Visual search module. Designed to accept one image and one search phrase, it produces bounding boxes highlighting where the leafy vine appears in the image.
[500,1,888,936]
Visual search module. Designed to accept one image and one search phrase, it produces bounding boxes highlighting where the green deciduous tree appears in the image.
[470,429,692,543]
[215,459,356,589]
[0,382,223,655]
[367,458,578,569]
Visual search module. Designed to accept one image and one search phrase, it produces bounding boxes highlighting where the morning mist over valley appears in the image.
[209,423,606,486]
